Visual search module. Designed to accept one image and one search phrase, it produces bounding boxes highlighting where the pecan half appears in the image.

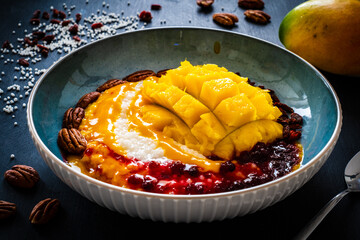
[197,0,214,8]
[123,70,156,82]
[75,91,100,109]
[4,165,40,189]
[57,128,87,154]
[0,200,16,220]
[29,198,60,224]
[62,107,85,129]
[213,13,239,27]
[244,10,271,24]
[238,0,264,9]
[96,79,126,92]
[156,69,171,77]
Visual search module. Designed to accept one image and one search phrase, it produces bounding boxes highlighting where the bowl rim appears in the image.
[27,26,342,200]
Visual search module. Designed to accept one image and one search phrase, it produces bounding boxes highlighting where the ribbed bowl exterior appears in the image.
[29,124,339,222]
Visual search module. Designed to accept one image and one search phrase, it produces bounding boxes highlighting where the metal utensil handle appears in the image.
[294,189,350,240]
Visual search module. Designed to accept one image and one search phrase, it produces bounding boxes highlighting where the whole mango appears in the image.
[279,0,360,76]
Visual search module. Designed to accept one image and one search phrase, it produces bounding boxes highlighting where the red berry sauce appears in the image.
[93,140,301,195]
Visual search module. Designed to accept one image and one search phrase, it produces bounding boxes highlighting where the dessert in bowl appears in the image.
[27,27,342,222]
[59,60,303,195]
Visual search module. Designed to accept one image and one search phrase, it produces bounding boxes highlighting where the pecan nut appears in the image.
[57,128,87,154]
[123,70,156,82]
[62,107,85,129]
[238,0,264,9]
[75,91,100,109]
[96,79,126,92]
[29,198,60,224]
[156,69,171,77]
[4,165,40,189]
[244,10,271,24]
[197,0,214,8]
[0,200,16,220]
[213,13,239,27]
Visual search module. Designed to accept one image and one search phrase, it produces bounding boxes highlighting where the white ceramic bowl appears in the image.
[27,27,342,222]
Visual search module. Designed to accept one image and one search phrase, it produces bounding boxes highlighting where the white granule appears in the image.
[114,83,168,162]
[3,105,14,113]
[1,4,147,120]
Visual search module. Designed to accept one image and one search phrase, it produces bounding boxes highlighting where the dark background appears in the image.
[1,0,359,239]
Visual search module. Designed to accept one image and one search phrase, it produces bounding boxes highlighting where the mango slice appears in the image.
[199,78,239,111]
[138,61,283,159]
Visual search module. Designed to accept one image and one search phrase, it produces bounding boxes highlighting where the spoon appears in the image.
[294,151,360,240]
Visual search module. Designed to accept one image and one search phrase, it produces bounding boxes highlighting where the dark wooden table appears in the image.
[1,1,359,239]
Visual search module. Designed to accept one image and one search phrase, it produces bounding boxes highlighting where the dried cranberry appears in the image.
[148,161,160,170]
[59,11,67,19]
[41,49,49,57]
[268,89,280,103]
[42,11,50,20]
[72,36,81,42]
[274,102,294,113]
[36,44,49,51]
[50,19,61,24]
[230,180,245,191]
[69,24,78,34]
[186,182,205,194]
[249,142,269,162]
[277,114,290,125]
[288,130,302,141]
[127,174,144,186]
[32,10,41,19]
[151,4,162,10]
[18,58,29,67]
[61,20,71,26]
[219,161,236,174]
[237,151,251,164]
[283,124,290,139]
[52,9,59,18]
[187,166,200,177]
[139,11,152,22]
[75,13,82,23]
[30,18,40,25]
[170,161,185,175]
[142,175,158,191]
[289,123,302,130]
[32,31,46,39]
[82,148,92,157]
[91,22,103,29]
[2,40,11,49]
[24,37,37,47]
[290,112,303,124]
[42,35,55,43]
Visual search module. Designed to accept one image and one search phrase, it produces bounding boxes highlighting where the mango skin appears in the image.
[279,0,360,76]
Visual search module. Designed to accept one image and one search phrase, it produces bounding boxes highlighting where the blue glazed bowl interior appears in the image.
[30,27,340,167]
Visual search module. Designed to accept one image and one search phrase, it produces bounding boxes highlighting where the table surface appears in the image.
[1,0,359,239]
